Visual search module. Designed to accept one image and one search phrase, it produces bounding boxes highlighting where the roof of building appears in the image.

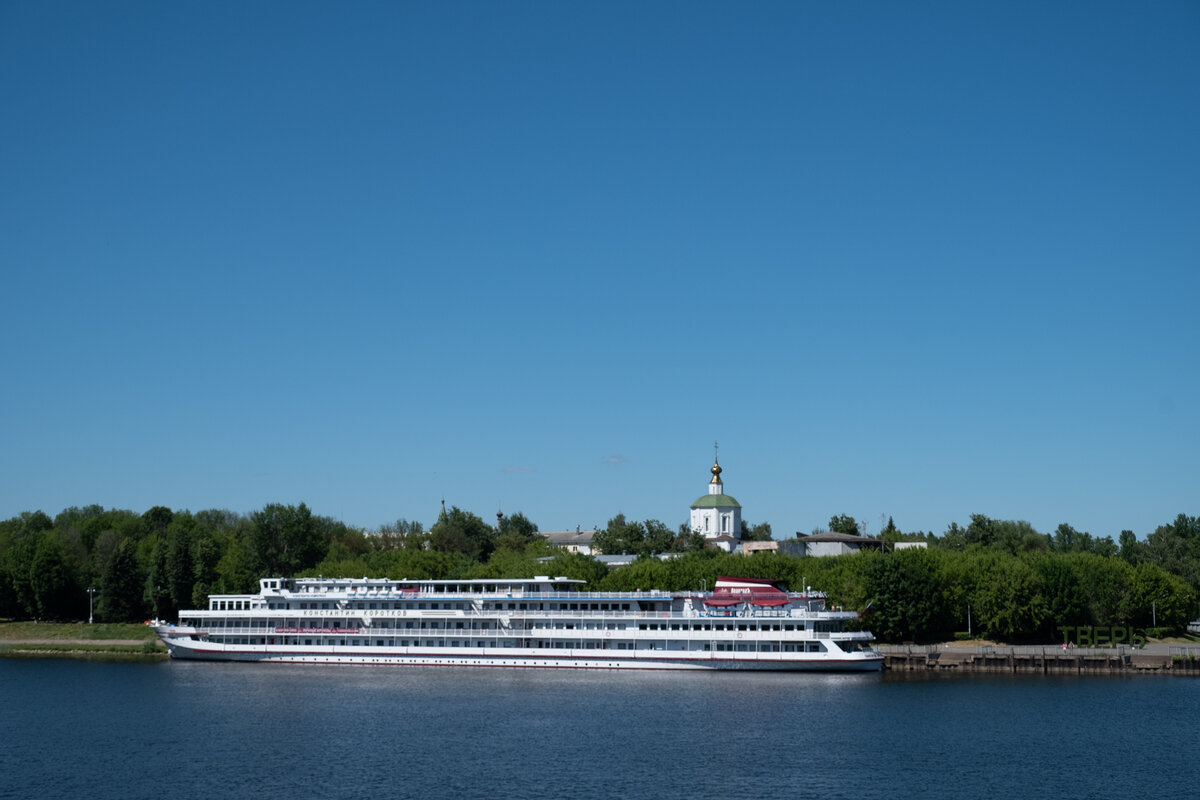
[539,530,597,545]
[691,493,742,509]
[798,532,886,546]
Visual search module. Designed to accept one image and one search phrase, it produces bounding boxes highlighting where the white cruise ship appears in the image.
[153,575,882,671]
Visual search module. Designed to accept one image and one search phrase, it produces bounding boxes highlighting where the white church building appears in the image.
[689,452,743,552]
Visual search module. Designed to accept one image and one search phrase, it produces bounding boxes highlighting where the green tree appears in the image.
[964,514,998,547]
[543,551,609,587]
[863,548,949,642]
[940,521,968,551]
[429,506,496,562]
[671,524,707,553]
[1031,553,1087,637]
[374,518,427,550]
[1,524,44,616]
[98,539,145,622]
[166,514,196,614]
[1127,562,1193,631]
[592,514,646,556]
[829,515,860,535]
[249,503,327,576]
[1066,552,1133,626]
[991,520,1048,554]
[496,512,539,553]
[1118,530,1143,564]
[191,527,222,608]
[880,517,899,541]
[643,520,674,554]
[143,505,174,538]
[1143,514,1200,587]
[964,551,1046,640]
[214,535,256,594]
[31,535,79,620]
[741,520,773,541]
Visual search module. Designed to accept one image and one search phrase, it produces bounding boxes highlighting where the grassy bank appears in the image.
[0,620,158,641]
[0,620,167,662]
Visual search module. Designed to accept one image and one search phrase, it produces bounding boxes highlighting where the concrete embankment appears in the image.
[879,643,1200,675]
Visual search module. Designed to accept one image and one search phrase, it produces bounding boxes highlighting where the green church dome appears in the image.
[691,493,741,509]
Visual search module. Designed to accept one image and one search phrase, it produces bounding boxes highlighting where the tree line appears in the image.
[2,502,1197,642]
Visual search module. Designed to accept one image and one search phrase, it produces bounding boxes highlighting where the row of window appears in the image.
[212,637,827,653]
[262,601,641,612]
[639,622,808,632]
[197,618,828,635]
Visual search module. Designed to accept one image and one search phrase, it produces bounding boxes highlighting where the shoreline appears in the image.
[0,629,168,663]
[879,642,1200,675]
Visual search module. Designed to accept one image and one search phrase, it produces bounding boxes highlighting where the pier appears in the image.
[879,643,1200,675]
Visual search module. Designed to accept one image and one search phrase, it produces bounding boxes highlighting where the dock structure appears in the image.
[879,644,1200,675]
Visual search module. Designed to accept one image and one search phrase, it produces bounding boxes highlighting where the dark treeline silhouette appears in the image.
[1,504,1196,642]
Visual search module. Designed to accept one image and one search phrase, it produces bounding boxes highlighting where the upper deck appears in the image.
[191,576,860,623]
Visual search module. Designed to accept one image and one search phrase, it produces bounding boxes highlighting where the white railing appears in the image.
[201,624,845,645]
[186,607,848,624]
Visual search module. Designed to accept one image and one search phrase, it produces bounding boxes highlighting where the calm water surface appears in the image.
[2,660,1197,799]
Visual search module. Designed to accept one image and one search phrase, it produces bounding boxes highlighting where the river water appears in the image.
[2,660,1197,799]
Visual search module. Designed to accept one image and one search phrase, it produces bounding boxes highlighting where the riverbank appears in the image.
[880,641,1200,675]
[0,621,167,662]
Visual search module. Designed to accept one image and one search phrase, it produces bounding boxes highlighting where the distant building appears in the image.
[690,450,743,553]
[539,529,598,555]
[740,540,805,557]
[795,532,888,558]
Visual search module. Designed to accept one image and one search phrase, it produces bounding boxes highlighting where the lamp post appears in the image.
[1152,593,1166,629]
[87,586,95,624]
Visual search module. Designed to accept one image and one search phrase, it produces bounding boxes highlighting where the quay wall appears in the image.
[879,645,1200,675]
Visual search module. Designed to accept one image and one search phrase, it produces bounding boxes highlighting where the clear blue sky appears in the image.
[2,1,1196,540]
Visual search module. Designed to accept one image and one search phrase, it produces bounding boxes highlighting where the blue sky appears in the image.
[2,1,1197,540]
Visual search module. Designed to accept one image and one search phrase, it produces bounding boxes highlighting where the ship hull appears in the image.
[157,635,884,672]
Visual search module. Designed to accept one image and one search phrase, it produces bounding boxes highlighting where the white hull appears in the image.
[158,636,884,671]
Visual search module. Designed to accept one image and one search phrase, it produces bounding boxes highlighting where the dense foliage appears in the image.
[1,503,1196,642]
